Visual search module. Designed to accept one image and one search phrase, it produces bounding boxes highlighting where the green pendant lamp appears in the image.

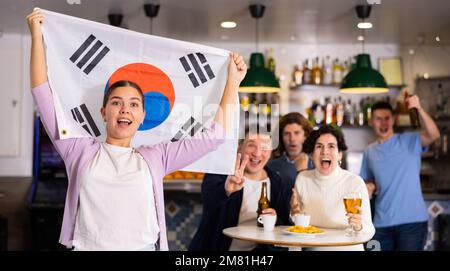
[240,52,280,93]
[239,4,280,93]
[340,5,388,94]
[340,53,388,93]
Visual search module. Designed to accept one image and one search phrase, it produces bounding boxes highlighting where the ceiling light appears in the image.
[240,4,280,94]
[340,5,388,94]
[435,36,440,42]
[423,73,429,79]
[340,54,388,93]
[143,4,160,35]
[409,49,415,55]
[220,21,237,29]
[357,22,373,29]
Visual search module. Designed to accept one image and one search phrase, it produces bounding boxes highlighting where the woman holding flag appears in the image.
[27,9,247,251]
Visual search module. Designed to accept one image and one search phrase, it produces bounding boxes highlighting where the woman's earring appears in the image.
[338,160,342,166]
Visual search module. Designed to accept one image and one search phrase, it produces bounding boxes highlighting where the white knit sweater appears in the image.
[294,166,375,251]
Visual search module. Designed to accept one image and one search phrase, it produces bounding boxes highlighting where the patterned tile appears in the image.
[428,201,444,218]
[164,191,203,251]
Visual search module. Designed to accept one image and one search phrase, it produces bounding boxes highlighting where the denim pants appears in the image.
[372,221,428,251]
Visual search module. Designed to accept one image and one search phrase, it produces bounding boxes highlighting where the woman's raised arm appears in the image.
[27,8,48,88]
[213,52,247,132]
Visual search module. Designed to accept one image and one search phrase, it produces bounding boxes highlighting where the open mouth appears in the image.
[320,159,331,170]
[379,127,389,134]
[117,118,132,127]
[249,158,262,167]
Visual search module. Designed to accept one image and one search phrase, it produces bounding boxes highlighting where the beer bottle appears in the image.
[257,182,270,227]
[405,92,421,128]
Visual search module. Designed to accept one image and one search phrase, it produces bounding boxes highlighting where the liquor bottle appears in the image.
[336,97,345,127]
[240,93,250,112]
[363,97,373,125]
[302,59,312,85]
[267,48,276,73]
[314,99,325,125]
[293,64,303,86]
[257,182,270,227]
[325,97,333,124]
[322,55,333,85]
[356,100,364,126]
[344,99,354,126]
[405,92,421,128]
[309,100,319,124]
[332,97,338,125]
[311,57,322,85]
[332,58,344,85]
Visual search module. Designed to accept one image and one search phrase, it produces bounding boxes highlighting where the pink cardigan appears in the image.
[32,82,225,250]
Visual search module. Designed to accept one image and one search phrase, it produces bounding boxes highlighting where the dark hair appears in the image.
[371,101,394,115]
[273,112,313,157]
[302,125,348,154]
[103,80,145,111]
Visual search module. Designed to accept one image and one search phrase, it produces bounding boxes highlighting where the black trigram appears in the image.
[69,34,110,75]
[179,53,215,88]
[171,117,205,142]
[70,104,101,137]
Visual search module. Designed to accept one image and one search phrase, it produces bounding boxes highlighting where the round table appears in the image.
[223,225,373,248]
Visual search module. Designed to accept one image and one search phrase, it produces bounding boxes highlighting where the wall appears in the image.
[0,31,34,177]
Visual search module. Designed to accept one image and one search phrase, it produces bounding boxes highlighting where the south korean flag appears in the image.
[41,9,239,175]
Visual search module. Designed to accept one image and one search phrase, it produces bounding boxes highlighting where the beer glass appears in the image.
[343,192,362,236]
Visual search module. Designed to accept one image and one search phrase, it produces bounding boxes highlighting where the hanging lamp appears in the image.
[340,5,388,94]
[144,4,160,35]
[239,4,280,93]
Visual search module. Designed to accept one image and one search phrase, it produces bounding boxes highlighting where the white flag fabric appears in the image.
[41,9,239,175]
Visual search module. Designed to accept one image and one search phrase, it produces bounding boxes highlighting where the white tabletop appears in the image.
[223,225,373,248]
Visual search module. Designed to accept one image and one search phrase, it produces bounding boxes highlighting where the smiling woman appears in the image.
[27,8,247,251]
[100,81,146,147]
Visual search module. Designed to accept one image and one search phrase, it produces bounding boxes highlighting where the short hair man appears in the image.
[360,96,440,251]
[189,130,291,251]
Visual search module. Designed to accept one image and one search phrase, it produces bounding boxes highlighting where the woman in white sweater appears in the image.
[290,125,375,251]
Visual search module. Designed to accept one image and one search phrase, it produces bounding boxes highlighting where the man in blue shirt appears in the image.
[267,112,313,189]
[360,96,440,251]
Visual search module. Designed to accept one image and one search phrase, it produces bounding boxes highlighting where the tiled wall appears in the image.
[165,191,203,251]
[424,199,450,251]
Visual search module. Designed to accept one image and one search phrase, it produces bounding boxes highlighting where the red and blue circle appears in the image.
[105,63,175,131]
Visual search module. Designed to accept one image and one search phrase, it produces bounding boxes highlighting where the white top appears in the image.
[73,142,159,251]
[294,166,375,251]
[229,177,270,251]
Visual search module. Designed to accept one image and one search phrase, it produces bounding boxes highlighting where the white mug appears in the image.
[257,214,277,232]
[293,214,310,227]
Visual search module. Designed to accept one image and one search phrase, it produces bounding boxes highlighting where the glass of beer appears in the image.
[343,192,362,236]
